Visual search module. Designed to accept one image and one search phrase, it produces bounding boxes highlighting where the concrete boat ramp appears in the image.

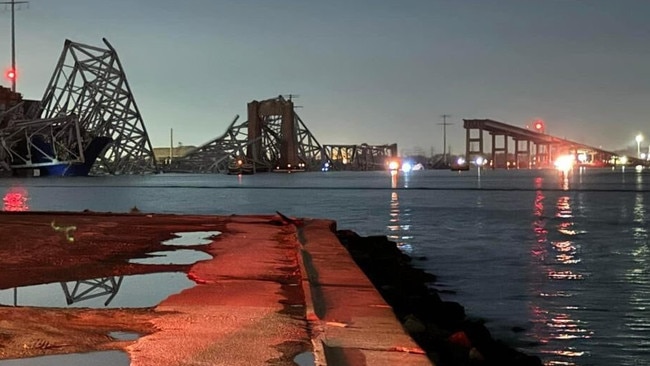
[0,212,430,365]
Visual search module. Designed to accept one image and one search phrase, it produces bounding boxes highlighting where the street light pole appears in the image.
[1,0,29,92]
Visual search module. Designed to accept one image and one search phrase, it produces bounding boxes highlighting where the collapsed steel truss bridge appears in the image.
[168,96,326,173]
[1,39,396,175]
[0,38,157,175]
[322,143,398,171]
[168,96,398,173]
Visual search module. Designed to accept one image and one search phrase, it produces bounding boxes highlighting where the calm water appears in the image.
[1,167,649,366]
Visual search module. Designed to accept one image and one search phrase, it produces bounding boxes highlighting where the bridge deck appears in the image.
[463,119,645,168]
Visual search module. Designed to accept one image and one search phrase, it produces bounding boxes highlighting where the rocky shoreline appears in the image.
[336,230,543,366]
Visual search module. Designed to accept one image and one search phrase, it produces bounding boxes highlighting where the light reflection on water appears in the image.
[529,176,593,366]
[620,192,650,361]
[387,171,414,252]
[2,186,29,211]
[527,172,650,366]
[387,189,413,253]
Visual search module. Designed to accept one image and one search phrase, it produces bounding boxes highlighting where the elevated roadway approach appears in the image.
[463,119,645,169]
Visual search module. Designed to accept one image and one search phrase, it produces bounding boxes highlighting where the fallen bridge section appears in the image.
[164,95,400,173]
[1,38,159,176]
[167,96,329,173]
[322,143,398,171]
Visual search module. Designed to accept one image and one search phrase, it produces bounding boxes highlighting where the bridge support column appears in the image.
[491,133,508,169]
[535,143,552,168]
[247,97,299,170]
[279,101,297,169]
[514,139,531,169]
[465,126,484,162]
[247,101,262,162]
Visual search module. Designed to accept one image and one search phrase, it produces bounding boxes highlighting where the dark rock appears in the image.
[403,314,427,333]
[336,231,543,366]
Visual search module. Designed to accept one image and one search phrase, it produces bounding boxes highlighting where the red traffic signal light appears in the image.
[5,68,16,81]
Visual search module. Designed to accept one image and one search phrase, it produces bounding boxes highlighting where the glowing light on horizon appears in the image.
[554,155,575,171]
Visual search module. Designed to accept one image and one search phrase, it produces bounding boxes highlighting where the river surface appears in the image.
[1,167,648,366]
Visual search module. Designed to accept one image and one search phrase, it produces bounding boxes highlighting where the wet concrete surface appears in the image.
[0,212,429,365]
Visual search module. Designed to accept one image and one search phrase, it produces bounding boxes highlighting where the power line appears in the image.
[438,114,453,164]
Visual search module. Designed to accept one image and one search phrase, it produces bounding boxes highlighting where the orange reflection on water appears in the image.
[555,196,572,218]
[390,170,398,189]
[529,177,590,366]
[530,303,592,366]
[551,241,580,264]
[532,180,548,257]
[547,271,584,280]
[386,190,413,251]
[3,187,29,212]
[558,170,570,191]
[547,314,592,340]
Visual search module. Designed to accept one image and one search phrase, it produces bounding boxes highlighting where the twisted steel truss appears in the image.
[166,115,263,173]
[37,38,157,174]
[323,143,398,171]
[0,114,84,168]
[61,276,124,306]
[168,96,328,173]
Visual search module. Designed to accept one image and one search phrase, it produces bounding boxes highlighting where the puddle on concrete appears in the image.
[0,272,194,308]
[162,231,221,246]
[108,331,140,341]
[129,250,212,265]
[0,350,128,365]
[294,351,315,366]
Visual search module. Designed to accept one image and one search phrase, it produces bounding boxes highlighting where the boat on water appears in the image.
[42,137,113,176]
[272,162,307,173]
[227,159,255,175]
[12,136,113,177]
[449,157,470,171]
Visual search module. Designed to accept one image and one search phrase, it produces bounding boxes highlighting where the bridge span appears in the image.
[463,119,646,169]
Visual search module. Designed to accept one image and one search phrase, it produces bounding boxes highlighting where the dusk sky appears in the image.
[2,0,649,155]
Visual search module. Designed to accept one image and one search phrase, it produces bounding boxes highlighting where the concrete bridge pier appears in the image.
[247,97,300,170]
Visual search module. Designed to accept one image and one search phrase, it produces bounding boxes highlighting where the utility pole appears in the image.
[1,0,28,92]
[438,114,453,164]
[169,128,174,165]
